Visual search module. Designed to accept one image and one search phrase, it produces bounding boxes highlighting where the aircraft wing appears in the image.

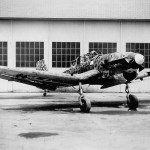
[0,67,100,90]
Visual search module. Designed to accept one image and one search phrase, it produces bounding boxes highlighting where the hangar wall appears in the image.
[0,20,150,92]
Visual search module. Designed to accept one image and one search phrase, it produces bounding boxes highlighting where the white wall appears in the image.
[0,20,150,92]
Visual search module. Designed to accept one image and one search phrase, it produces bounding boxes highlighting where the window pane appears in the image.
[3,55,7,60]
[67,42,70,48]
[71,49,75,54]
[108,43,112,48]
[16,48,20,54]
[35,42,39,48]
[40,49,44,55]
[62,55,66,61]
[89,43,93,49]
[52,55,56,61]
[71,42,75,48]
[16,42,20,48]
[67,49,70,55]
[62,62,66,67]
[57,42,61,48]
[3,42,7,48]
[52,62,56,67]
[113,43,117,49]
[76,42,80,48]
[62,49,66,54]
[40,42,44,48]
[35,49,39,55]
[30,42,34,48]
[76,49,80,55]
[57,55,61,61]
[52,42,56,48]
[62,42,66,48]
[21,61,26,67]
[40,55,44,60]
[26,42,29,48]
[140,43,144,49]
[4,61,7,66]
[57,62,61,67]
[57,49,61,54]
[30,61,34,67]
[21,42,25,48]
[26,49,29,55]
[52,49,56,54]
[94,43,98,48]
[103,43,107,48]
[26,55,29,61]
[16,55,20,61]
[30,49,34,55]
[35,55,39,61]
[21,48,25,54]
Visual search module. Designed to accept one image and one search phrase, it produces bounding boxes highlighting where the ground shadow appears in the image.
[18,132,59,139]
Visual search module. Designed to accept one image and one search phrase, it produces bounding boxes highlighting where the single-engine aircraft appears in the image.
[0,51,150,112]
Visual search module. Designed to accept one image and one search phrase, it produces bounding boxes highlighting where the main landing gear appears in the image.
[125,83,138,111]
[78,82,91,113]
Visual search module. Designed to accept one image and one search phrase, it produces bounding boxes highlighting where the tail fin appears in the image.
[36,59,48,71]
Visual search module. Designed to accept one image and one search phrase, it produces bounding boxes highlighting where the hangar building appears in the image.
[0,0,150,92]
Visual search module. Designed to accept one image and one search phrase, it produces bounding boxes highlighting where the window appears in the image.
[16,42,44,67]
[126,43,150,68]
[52,42,80,68]
[89,42,117,54]
[0,42,7,66]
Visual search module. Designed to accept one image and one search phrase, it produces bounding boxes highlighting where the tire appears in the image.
[79,95,91,113]
[43,92,47,97]
[127,94,138,110]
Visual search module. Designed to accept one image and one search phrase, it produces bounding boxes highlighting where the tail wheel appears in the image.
[127,94,138,111]
[79,95,91,113]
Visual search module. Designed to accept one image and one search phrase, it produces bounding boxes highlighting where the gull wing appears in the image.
[0,67,100,90]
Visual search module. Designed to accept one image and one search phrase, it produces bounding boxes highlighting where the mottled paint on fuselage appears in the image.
[64,52,140,88]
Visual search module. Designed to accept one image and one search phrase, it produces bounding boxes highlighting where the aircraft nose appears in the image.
[135,53,145,65]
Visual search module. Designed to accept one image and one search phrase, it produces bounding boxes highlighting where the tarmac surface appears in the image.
[0,92,150,150]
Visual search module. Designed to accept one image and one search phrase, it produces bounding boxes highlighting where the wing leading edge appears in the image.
[0,66,100,90]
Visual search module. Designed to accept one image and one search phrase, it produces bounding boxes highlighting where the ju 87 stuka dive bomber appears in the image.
[0,51,150,112]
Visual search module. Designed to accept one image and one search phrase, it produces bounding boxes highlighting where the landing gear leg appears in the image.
[43,90,47,97]
[125,83,138,111]
[78,82,91,113]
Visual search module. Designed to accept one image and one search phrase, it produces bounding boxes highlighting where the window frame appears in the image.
[0,41,8,66]
[16,41,44,68]
[52,42,80,68]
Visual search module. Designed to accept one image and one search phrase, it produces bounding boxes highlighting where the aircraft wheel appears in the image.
[43,92,47,97]
[126,94,138,111]
[79,95,91,113]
